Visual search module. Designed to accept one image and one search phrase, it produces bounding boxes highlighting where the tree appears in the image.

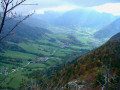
[0,0,34,41]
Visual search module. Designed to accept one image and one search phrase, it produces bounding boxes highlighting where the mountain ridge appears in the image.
[94,18,120,40]
[52,8,118,28]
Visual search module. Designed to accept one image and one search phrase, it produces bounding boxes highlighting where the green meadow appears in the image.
[0,26,98,89]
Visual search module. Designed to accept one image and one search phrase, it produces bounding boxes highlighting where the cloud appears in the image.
[67,0,120,7]
[23,0,120,9]
[35,6,78,14]
[15,0,66,14]
[93,3,120,15]
[14,0,120,15]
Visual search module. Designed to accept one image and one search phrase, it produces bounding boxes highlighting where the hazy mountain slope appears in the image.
[31,11,62,24]
[94,18,120,39]
[22,17,49,28]
[26,8,118,29]
[51,32,120,89]
[1,19,51,42]
[52,8,118,28]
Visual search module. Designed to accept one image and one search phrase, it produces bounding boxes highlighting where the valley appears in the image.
[0,26,98,89]
[0,4,120,89]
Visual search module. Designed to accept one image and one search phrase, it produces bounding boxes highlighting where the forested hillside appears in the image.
[49,32,120,89]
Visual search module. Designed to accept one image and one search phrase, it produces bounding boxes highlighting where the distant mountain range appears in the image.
[54,8,118,28]
[31,8,119,28]
[32,11,62,23]
[94,18,120,39]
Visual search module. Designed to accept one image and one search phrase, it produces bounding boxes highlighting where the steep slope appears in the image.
[94,18,120,40]
[110,32,120,42]
[51,32,120,89]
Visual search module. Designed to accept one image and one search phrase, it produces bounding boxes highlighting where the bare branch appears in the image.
[9,0,14,4]
[7,0,26,13]
[0,13,34,41]
[0,1,9,33]
[5,15,21,21]
[0,0,36,41]
[3,0,7,5]
[1,0,6,11]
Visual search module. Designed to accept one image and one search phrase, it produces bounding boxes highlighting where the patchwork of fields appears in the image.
[0,27,101,89]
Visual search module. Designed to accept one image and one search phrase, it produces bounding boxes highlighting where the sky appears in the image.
[15,0,120,15]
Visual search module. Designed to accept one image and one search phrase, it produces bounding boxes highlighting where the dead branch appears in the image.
[0,0,36,41]
[0,0,9,33]
[6,0,26,13]
[0,12,34,41]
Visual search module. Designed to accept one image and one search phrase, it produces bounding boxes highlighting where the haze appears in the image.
[14,0,120,16]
